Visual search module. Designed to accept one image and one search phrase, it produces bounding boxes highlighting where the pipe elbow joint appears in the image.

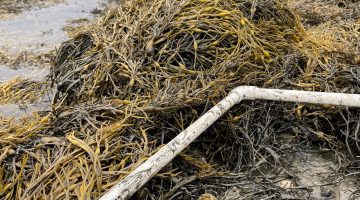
[230,86,258,103]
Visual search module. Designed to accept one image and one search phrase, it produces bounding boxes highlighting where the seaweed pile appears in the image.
[0,0,359,199]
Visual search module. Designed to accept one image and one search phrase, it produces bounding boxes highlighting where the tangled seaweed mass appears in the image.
[0,0,359,199]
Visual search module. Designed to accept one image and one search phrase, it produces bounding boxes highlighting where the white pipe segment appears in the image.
[99,86,360,200]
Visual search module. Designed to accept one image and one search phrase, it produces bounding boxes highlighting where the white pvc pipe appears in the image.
[100,86,360,200]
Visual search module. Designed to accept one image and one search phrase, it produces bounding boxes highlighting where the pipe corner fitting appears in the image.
[230,86,258,102]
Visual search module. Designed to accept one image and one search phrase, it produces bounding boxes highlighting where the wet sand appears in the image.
[0,0,113,54]
[0,0,117,118]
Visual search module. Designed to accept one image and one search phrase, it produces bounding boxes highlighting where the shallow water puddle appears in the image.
[0,102,51,118]
[0,65,49,83]
[0,104,38,118]
[0,65,50,117]
[0,0,115,117]
[0,91,52,118]
[0,0,111,53]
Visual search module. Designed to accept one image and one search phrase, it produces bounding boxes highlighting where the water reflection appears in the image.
[0,0,110,53]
